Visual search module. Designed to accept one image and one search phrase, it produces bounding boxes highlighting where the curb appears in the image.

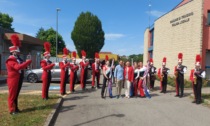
[190,94,210,104]
[44,97,64,126]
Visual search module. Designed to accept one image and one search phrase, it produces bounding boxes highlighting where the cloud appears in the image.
[146,10,166,18]
[105,33,125,40]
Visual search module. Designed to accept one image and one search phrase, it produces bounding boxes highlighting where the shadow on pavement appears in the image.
[65,95,89,101]
[72,114,125,126]
[21,103,55,113]
[150,93,159,97]
[59,105,77,113]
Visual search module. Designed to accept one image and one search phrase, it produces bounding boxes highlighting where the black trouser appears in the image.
[150,75,155,89]
[193,79,202,102]
[95,72,100,87]
[15,71,24,110]
[101,76,108,97]
[72,72,77,91]
[83,69,88,89]
[47,72,51,98]
[162,78,167,92]
[177,75,184,96]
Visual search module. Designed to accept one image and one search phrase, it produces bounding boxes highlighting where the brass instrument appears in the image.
[193,76,197,85]
[160,74,164,82]
[193,71,197,85]
[174,71,178,78]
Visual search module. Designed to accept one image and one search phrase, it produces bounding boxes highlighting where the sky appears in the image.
[0,0,182,56]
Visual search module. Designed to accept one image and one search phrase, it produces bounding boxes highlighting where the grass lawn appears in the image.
[202,94,210,101]
[0,94,60,126]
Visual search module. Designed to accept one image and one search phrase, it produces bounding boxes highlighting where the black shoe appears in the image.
[109,96,113,98]
[10,112,18,115]
[160,91,163,93]
[179,95,183,98]
[97,86,101,89]
[192,100,196,103]
[196,101,201,104]
[175,95,179,97]
[16,109,20,113]
[91,86,95,89]
[101,96,105,99]
[163,91,166,94]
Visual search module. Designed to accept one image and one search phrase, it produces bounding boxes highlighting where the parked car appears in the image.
[25,62,92,83]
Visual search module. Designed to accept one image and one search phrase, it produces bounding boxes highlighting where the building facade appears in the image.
[144,0,210,79]
[0,27,45,75]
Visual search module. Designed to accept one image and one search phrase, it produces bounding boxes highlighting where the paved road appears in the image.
[54,82,210,126]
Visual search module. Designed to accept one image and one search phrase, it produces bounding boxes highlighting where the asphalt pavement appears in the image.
[53,79,210,126]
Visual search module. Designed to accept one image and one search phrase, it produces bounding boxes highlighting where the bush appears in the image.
[156,75,210,88]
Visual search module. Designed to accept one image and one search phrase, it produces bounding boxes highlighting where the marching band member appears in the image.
[80,50,89,91]
[59,48,70,96]
[92,53,101,89]
[149,58,156,90]
[174,53,187,98]
[15,51,25,112]
[158,57,170,93]
[40,42,55,100]
[70,51,79,92]
[6,34,32,115]
[190,55,206,104]
[124,61,134,99]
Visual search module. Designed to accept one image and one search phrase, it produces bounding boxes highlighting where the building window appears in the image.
[150,29,154,46]
[149,51,153,59]
[208,10,210,26]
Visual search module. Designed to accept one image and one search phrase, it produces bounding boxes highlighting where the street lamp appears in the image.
[56,8,61,62]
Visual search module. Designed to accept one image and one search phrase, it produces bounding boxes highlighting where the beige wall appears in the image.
[152,0,203,77]
[143,28,149,65]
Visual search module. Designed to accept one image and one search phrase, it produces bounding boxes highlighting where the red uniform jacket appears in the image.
[40,60,55,83]
[92,63,100,74]
[70,63,79,87]
[124,66,134,82]
[59,62,70,85]
[80,61,89,76]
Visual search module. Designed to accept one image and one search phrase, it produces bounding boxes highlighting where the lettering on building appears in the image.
[170,12,194,27]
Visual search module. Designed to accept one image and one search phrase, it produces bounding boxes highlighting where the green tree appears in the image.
[71,11,105,58]
[36,27,66,56]
[128,54,143,63]
[0,12,14,31]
